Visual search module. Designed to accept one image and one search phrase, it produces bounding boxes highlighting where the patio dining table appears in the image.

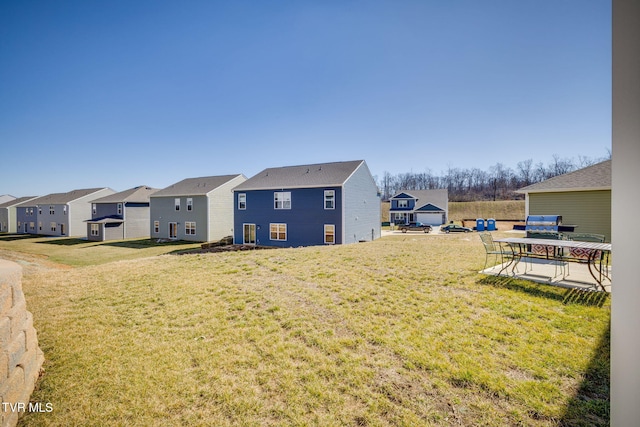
[493,237,612,291]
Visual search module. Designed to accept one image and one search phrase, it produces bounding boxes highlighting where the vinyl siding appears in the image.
[150,195,209,242]
[343,162,381,243]
[233,187,343,247]
[124,203,151,239]
[207,175,246,241]
[528,190,611,242]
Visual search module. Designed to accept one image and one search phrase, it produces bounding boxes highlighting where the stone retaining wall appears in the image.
[0,260,44,427]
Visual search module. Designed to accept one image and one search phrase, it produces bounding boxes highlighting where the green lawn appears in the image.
[1,233,609,426]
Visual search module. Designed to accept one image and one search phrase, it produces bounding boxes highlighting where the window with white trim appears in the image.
[92,204,97,215]
[185,221,196,235]
[238,193,246,210]
[324,190,335,209]
[38,222,42,231]
[187,198,193,211]
[154,221,160,233]
[91,224,100,236]
[175,198,180,211]
[50,222,57,232]
[49,206,55,215]
[29,222,35,230]
[397,200,408,208]
[324,224,335,244]
[117,203,123,215]
[38,207,42,215]
[270,223,287,241]
[274,192,291,209]
[63,206,67,215]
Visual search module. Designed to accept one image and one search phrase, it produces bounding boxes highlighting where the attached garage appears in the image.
[415,203,447,226]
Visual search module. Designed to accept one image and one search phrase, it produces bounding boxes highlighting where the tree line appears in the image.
[376,153,610,202]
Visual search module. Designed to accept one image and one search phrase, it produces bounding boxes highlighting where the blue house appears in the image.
[233,160,380,247]
[388,189,448,226]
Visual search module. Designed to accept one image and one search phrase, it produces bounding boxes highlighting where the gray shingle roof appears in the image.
[152,175,244,197]
[0,196,38,209]
[91,185,158,203]
[16,188,111,206]
[518,160,611,193]
[233,160,365,191]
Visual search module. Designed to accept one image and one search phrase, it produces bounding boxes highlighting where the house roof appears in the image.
[16,188,111,206]
[85,216,125,224]
[517,160,611,193]
[233,160,366,191]
[0,196,38,209]
[389,189,449,212]
[415,203,445,212]
[152,175,244,197]
[91,185,158,204]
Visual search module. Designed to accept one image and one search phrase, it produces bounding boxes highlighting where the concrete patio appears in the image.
[481,256,611,293]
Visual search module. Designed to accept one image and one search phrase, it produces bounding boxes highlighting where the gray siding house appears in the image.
[150,174,246,242]
[16,188,115,237]
[0,196,38,233]
[233,160,381,247]
[86,185,158,241]
[518,160,611,241]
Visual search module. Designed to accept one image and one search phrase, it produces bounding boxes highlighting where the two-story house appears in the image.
[150,174,246,242]
[86,185,158,241]
[388,189,448,226]
[16,188,115,237]
[233,160,380,247]
[0,196,38,233]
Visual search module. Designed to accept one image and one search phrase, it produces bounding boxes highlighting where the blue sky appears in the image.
[1,1,611,196]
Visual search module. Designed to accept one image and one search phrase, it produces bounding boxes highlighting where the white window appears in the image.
[324,224,335,244]
[38,207,42,215]
[238,193,246,210]
[270,223,287,241]
[153,221,159,233]
[117,203,123,215]
[185,221,196,235]
[175,198,180,211]
[38,221,42,231]
[397,200,408,208]
[50,222,57,232]
[29,208,34,216]
[92,204,97,215]
[324,190,335,209]
[49,206,55,215]
[91,224,100,236]
[29,222,35,230]
[187,198,193,211]
[63,205,67,215]
[274,192,291,209]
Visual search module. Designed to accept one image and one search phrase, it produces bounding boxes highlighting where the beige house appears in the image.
[517,160,611,242]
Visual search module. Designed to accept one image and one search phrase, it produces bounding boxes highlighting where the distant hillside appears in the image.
[381,200,525,222]
[449,200,525,221]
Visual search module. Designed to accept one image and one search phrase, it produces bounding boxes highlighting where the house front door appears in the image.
[60,223,65,235]
[243,224,256,245]
[24,223,28,233]
[169,222,178,239]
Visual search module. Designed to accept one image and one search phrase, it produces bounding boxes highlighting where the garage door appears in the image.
[417,212,443,226]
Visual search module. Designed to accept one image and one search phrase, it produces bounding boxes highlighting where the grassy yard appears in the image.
[2,232,609,426]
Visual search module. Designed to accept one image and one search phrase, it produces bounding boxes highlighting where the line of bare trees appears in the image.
[376,154,610,202]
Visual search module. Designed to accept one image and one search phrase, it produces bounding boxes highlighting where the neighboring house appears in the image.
[16,188,115,237]
[517,160,611,242]
[0,196,38,233]
[85,185,158,241]
[150,174,246,242]
[0,195,16,205]
[232,160,381,247]
[388,189,449,226]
